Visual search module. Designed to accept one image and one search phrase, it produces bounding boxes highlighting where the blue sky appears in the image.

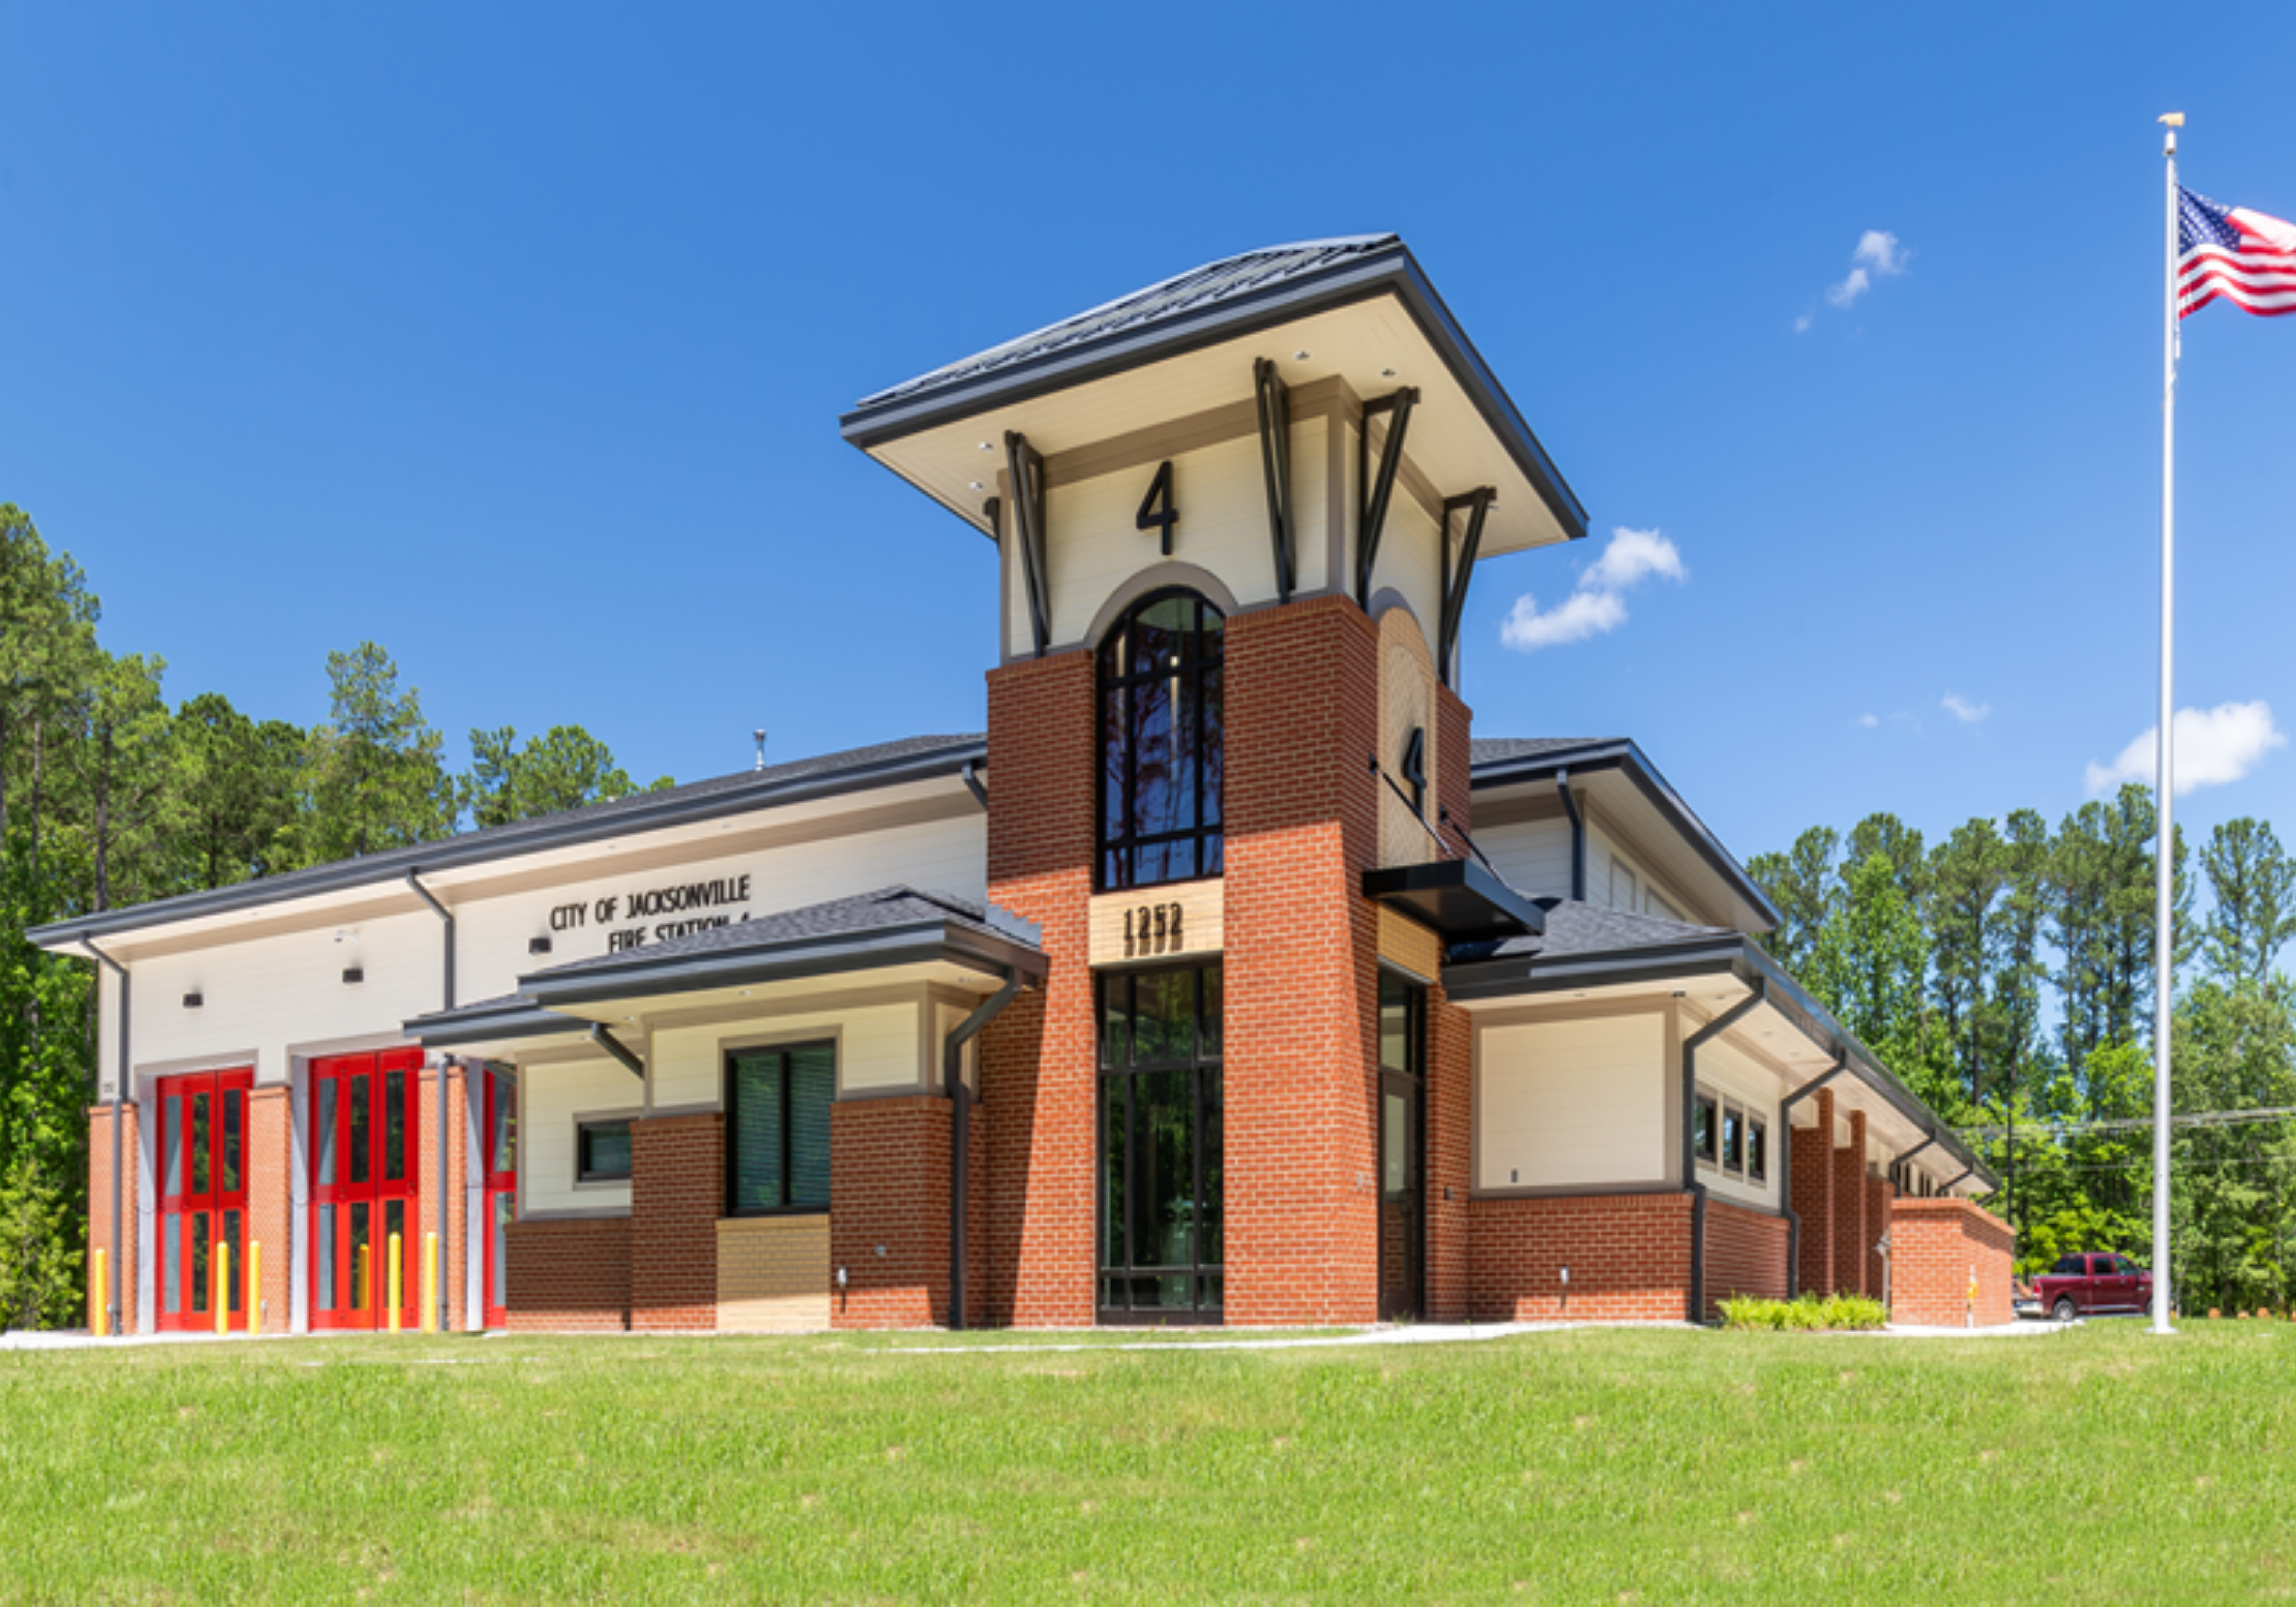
[4,2,2292,869]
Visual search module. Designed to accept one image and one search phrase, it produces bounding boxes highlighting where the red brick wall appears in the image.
[1703,1197,1790,1318]
[630,1111,724,1333]
[1832,1109,1867,1297]
[979,649,1097,1329]
[1865,1177,1894,1299]
[505,1218,630,1331]
[248,1087,292,1332]
[1468,1192,1693,1322]
[86,1103,138,1333]
[1224,596,1382,1326]
[1792,1089,1835,1297]
[1890,1197,2016,1327]
[831,1095,951,1329]
[1424,984,1473,1322]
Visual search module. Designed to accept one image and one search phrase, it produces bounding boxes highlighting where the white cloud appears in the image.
[1794,313,1813,334]
[1856,712,1880,728]
[1809,229,1908,319]
[1500,526,1685,653]
[1942,693,1990,724]
[2083,700,2285,797]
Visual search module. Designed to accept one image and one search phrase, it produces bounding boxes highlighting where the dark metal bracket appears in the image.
[1252,359,1294,602]
[1356,386,1419,606]
[1003,432,1051,657]
[1436,487,1496,687]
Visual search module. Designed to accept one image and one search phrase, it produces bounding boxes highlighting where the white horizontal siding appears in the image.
[522,1057,641,1216]
[1479,817,1573,901]
[648,1003,920,1108]
[1478,1013,1667,1191]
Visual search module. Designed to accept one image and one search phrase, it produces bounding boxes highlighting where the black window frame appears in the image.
[1747,1116,1768,1184]
[1095,588,1225,893]
[724,1040,836,1217]
[1095,962,1224,1324]
[1692,1090,1719,1167]
[575,1118,633,1184]
[1721,1101,1746,1175]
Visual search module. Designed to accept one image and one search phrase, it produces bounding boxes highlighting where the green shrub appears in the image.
[1716,1292,1889,1332]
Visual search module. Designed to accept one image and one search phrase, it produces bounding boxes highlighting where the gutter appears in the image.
[79,939,129,1339]
[943,971,1025,1330]
[407,872,454,1334]
[1682,981,1766,1324]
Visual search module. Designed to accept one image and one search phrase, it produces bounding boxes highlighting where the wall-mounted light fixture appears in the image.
[183,991,204,1009]
[342,966,364,985]
[529,936,553,955]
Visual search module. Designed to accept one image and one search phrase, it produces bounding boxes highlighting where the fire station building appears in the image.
[36,235,2014,1337]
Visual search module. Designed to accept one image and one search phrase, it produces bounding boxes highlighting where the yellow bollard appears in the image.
[249,1242,262,1336]
[388,1232,402,1333]
[421,1232,438,1334]
[92,1249,108,1338]
[216,1241,231,1336]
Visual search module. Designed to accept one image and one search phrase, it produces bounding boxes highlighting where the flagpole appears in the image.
[2153,111,2184,1337]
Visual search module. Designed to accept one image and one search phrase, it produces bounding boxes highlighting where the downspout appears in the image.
[1683,981,1766,1323]
[80,939,129,1338]
[1777,1057,1851,1300]
[1556,771,1586,902]
[944,971,1023,1331]
[406,872,454,1334]
[961,761,989,812]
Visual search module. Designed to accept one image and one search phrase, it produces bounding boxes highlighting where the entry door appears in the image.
[1378,973,1425,1322]
[481,1067,518,1328]
[156,1069,253,1332]
[309,1050,422,1330]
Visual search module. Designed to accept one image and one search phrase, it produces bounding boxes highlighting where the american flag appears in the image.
[2178,187,2296,317]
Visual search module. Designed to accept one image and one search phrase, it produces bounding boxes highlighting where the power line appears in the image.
[1959,1106,2296,1141]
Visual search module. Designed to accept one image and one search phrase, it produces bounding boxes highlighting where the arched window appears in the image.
[1098,589,1224,890]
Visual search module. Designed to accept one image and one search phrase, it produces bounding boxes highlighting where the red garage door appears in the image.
[156,1068,253,1332]
[309,1049,422,1330]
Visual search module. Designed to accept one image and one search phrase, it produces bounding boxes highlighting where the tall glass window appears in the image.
[1098,590,1224,891]
[727,1043,835,1214]
[1098,964,1223,1320]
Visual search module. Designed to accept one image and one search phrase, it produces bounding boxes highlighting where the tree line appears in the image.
[0,504,670,1326]
[1750,792,2296,1313]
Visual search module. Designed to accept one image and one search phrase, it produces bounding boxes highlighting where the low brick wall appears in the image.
[717,1213,831,1331]
[1703,1196,1790,1318]
[504,1218,631,1332]
[831,1095,951,1329]
[1889,1197,2015,1327]
[631,1112,724,1334]
[1468,1192,1693,1322]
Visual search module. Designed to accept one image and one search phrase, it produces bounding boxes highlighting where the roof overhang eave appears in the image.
[838,246,1587,544]
[519,922,1047,1013]
[26,743,988,953]
[1469,740,1785,931]
[402,1000,580,1052]
[1442,936,1998,1194]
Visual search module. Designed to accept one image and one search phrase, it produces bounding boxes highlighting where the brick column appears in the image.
[980,648,1097,1329]
[831,1095,951,1328]
[1791,1087,1835,1296]
[1224,595,1382,1326]
[1865,1176,1894,1299]
[248,1087,293,1333]
[1832,1108,1867,1297]
[505,1219,630,1330]
[630,1111,724,1333]
[86,1103,140,1333]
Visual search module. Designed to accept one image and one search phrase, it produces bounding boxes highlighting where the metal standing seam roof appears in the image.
[27,734,988,948]
[838,234,1587,544]
[851,236,1406,410]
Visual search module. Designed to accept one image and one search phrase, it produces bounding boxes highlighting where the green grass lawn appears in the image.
[2,1320,2289,1604]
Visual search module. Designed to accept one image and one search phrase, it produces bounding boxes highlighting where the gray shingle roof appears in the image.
[32,733,987,946]
[1469,738,1617,768]
[854,236,1401,411]
[524,885,1040,984]
[1468,898,1737,963]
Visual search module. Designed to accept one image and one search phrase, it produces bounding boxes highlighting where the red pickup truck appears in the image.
[2030,1252,2153,1321]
